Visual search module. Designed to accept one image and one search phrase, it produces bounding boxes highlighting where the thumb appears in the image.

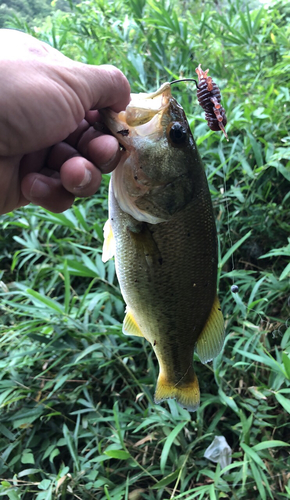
[73,62,131,113]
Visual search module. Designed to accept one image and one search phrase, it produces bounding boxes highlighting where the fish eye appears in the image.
[169,122,187,144]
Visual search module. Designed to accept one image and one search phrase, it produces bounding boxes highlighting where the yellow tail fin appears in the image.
[154,371,200,412]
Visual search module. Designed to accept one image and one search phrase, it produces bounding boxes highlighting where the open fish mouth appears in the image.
[99,83,173,148]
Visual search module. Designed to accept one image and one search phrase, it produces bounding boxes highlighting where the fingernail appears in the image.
[75,168,92,189]
[99,150,119,173]
[30,178,51,198]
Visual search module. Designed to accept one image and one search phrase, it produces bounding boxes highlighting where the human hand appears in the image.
[0,29,131,214]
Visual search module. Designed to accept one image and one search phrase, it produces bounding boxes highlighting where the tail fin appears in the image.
[154,371,200,412]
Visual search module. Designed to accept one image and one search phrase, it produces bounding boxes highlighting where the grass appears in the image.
[0,0,290,498]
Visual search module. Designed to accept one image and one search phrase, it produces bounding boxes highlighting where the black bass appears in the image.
[101,82,224,411]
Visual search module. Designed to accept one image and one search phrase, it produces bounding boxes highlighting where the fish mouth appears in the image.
[100,83,194,225]
[99,83,172,148]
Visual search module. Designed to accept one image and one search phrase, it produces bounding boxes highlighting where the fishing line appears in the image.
[222,169,238,293]
[169,78,199,88]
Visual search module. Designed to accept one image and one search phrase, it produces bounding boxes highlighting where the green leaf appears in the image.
[63,260,71,314]
[26,289,64,314]
[38,480,51,490]
[160,421,188,473]
[151,468,180,489]
[249,461,266,500]
[280,262,290,281]
[1,481,12,488]
[281,328,290,349]
[35,485,53,500]
[41,211,77,229]
[51,375,70,393]
[241,443,267,470]
[282,352,290,380]
[74,344,103,363]
[209,483,217,500]
[218,388,239,413]
[18,469,41,477]
[247,133,264,167]
[253,440,290,451]
[63,424,80,471]
[49,448,60,463]
[275,393,290,413]
[4,491,21,500]
[0,389,15,407]
[219,231,251,269]
[21,452,35,464]
[236,349,287,377]
[104,450,131,460]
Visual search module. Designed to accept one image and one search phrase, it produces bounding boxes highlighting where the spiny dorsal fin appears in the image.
[196,294,224,364]
[102,219,115,263]
[123,309,144,337]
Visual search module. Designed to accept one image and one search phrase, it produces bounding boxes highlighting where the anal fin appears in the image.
[123,309,144,337]
[196,294,224,364]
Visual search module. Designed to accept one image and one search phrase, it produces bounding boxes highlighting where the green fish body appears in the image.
[102,83,224,411]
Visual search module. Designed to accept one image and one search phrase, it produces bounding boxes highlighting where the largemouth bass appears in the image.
[101,82,224,411]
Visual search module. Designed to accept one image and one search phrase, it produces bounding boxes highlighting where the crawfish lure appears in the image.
[195,64,228,140]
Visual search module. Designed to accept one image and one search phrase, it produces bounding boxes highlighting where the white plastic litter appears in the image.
[204,436,232,469]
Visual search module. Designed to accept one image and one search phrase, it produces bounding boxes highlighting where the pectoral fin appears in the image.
[196,294,224,363]
[102,220,115,262]
[123,309,144,337]
[128,224,162,270]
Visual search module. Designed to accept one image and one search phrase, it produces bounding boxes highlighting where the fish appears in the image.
[101,82,224,411]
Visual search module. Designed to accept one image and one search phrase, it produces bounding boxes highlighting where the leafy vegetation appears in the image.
[0,0,77,29]
[1,0,290,499]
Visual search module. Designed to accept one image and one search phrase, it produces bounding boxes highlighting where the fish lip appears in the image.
[99,108,130,148]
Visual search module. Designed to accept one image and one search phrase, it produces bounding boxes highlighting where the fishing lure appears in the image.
[195,64,228,140]
[169,66,228,139]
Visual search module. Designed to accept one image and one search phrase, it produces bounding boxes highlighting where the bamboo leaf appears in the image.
[26,289,64,314]
[219,231,251,269]
[275,393,290,414]
[104,450,131,460]
[241,443,267,470]
[160,421,188,473]
[151,468,180,489]
[253,440,290,451]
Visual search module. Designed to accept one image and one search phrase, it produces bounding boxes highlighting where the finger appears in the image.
[60,156,102,197]
[46,143,102,195]
[19,149,51,178]
[77,64,131,113]
[65,119,90,147]
[21,173,75,213]
[85,110,103,125]
[77,132,121,173]
[49,133,121,174]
